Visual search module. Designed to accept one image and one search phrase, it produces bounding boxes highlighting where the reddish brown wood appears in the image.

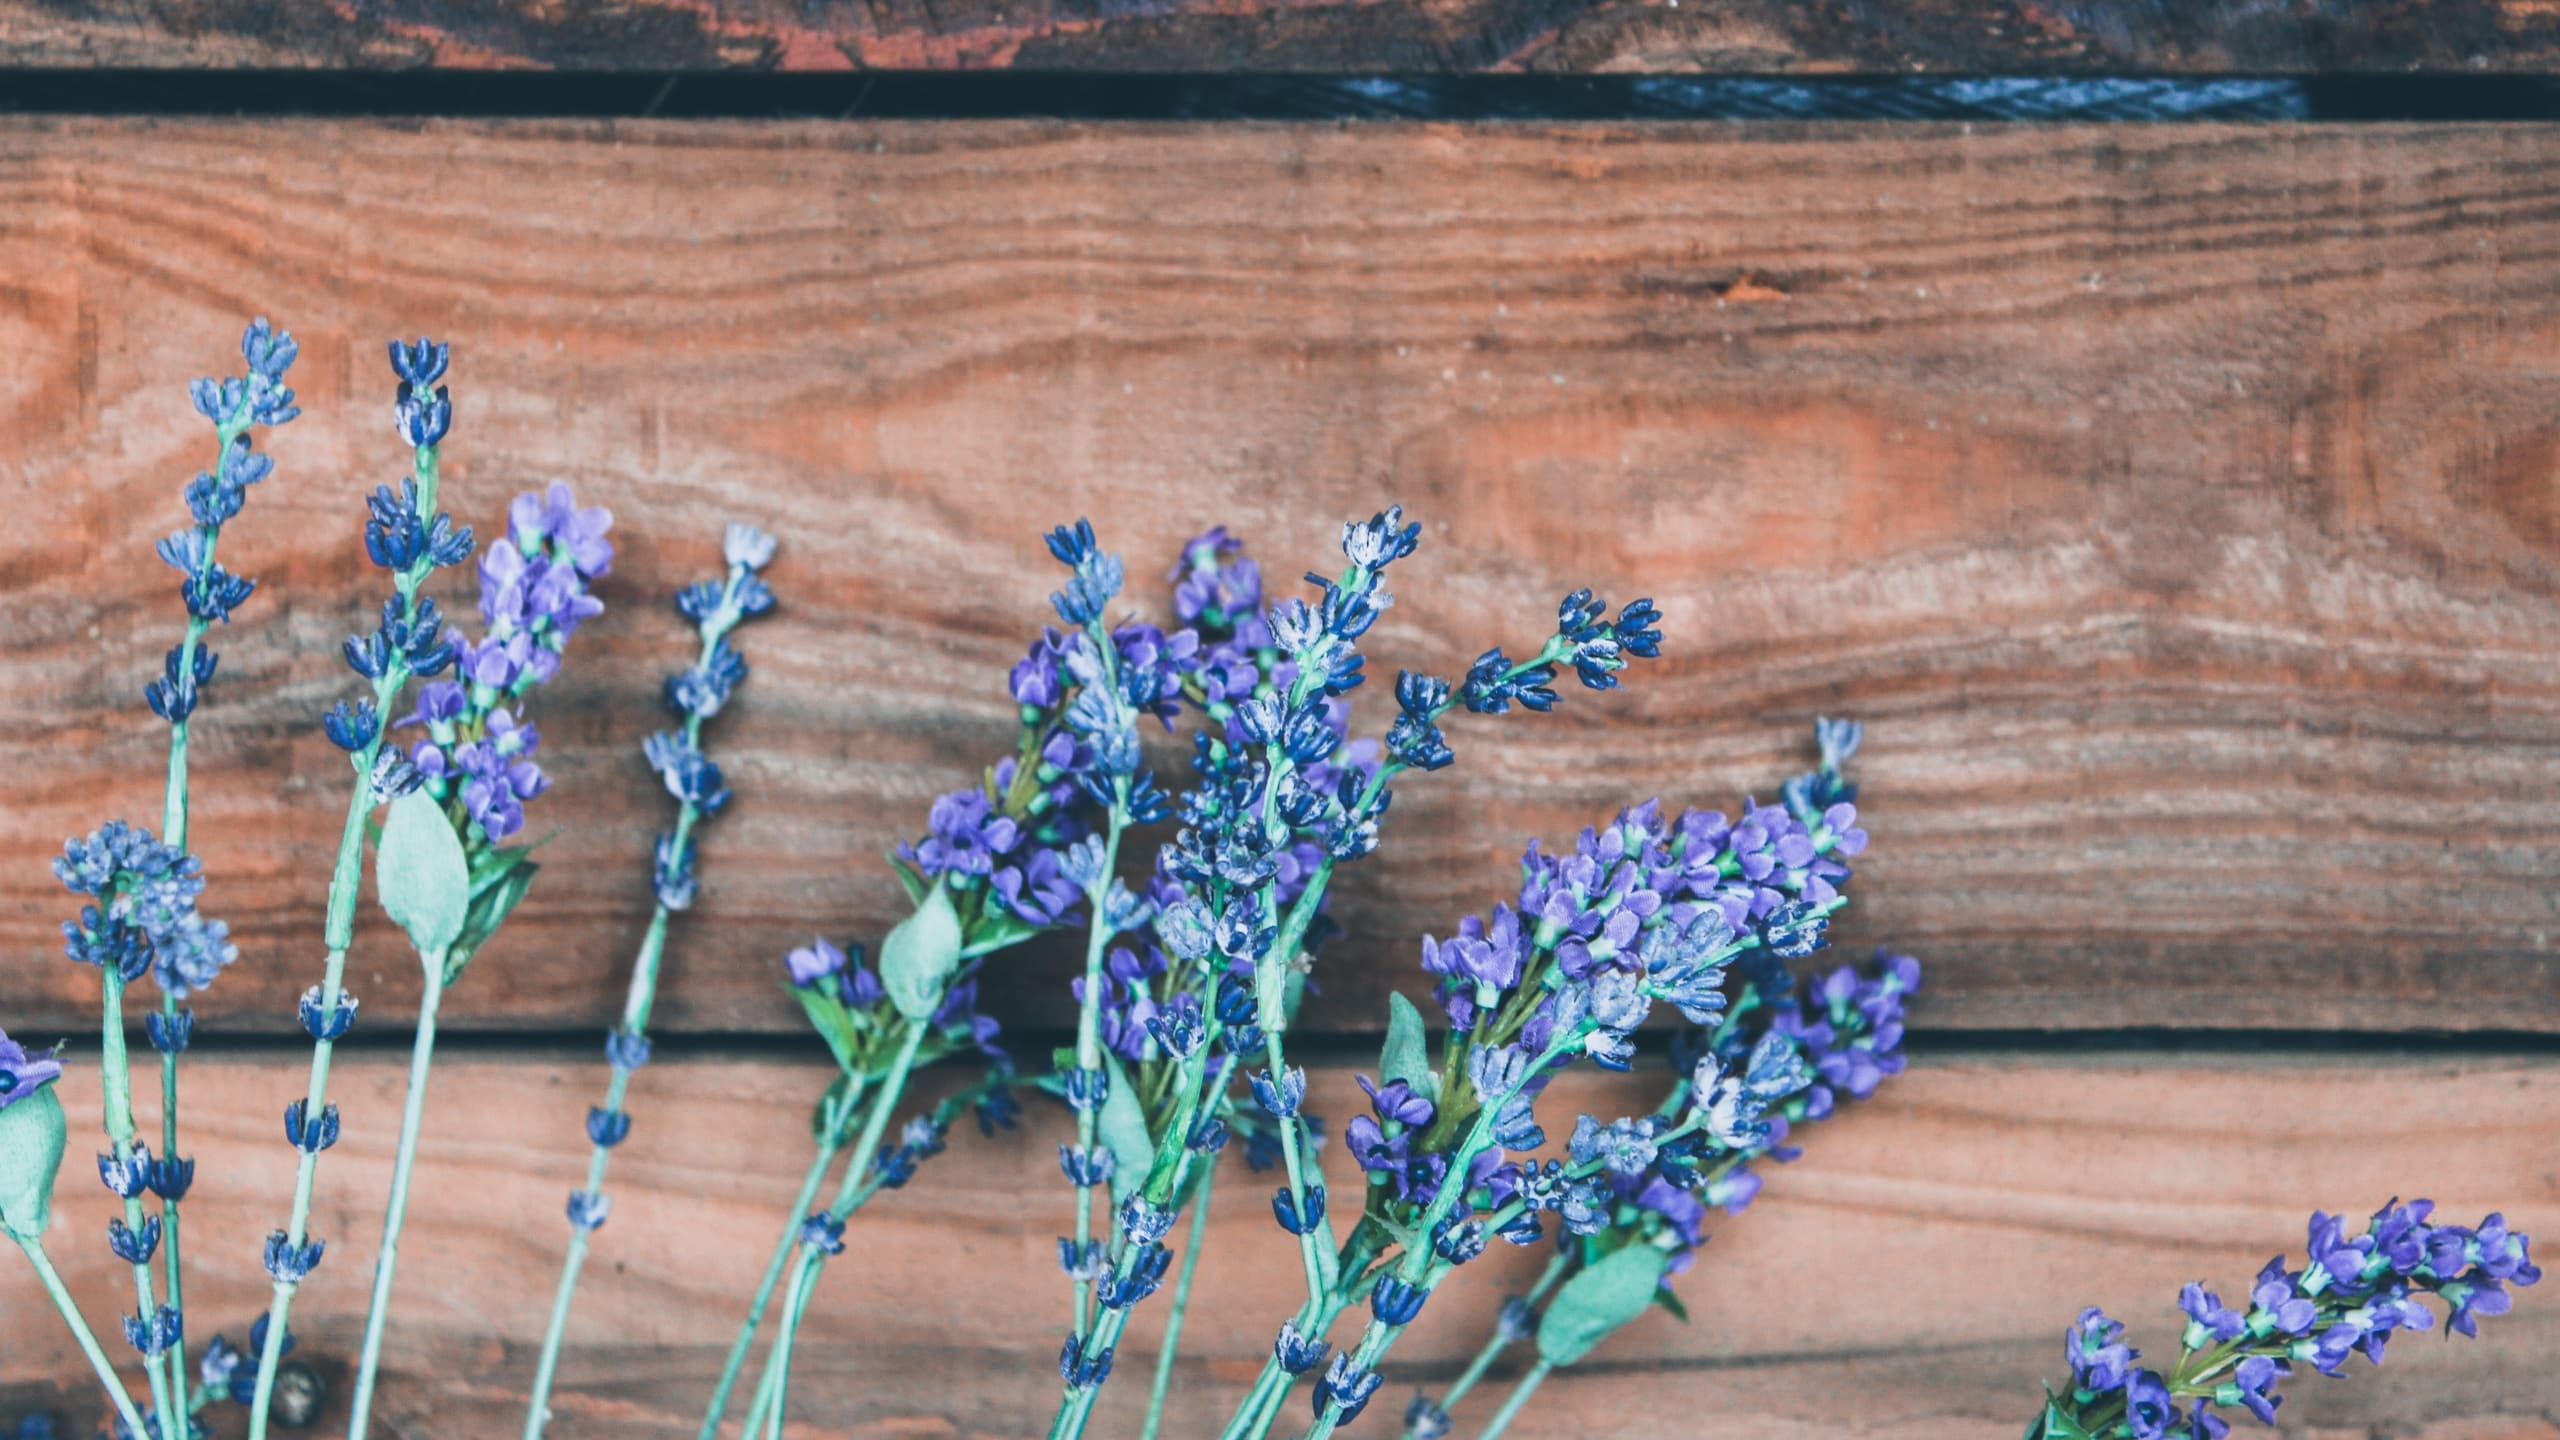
[0,0,2555,73]
[2,1052,2553,1436]
[0,120,2556,1040]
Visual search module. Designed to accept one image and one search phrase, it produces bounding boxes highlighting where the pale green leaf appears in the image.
[1098,1054,1154,1203]
[0,1084,67,1239]
[793,985,864,1074]
[880,885,963,1021]
[1537,1244,1669,1366]
[376,791,469,960]
[1380,991,1437,1104]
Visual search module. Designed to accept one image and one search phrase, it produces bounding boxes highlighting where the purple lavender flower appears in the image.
[2033,1202,2540,1439]
[0,1027,64,1111]
[904,789,1022,879]
[396,483,614,848]
[1169,526,1264,636]
[52,822,236,997]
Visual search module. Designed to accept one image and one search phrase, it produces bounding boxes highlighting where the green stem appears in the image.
[248,443,439,1440]
[1476,1359,1552,1440]
[1217,1241,1371,1440]
[156,702,198,1409]
[1138,1165,1217,1440]
[736,1020,932,1435]
[100,969,183,1440]
[1437,1254,1570,1418]
[15,1231,154,1440]
[696,1125,851,1440]
[346,955,448,1440]
[750,1260,823,1440]
[155,989,188,1411]
[245,788,373,1440]
[1068,809,1129,1330]
[523,872,688,1438]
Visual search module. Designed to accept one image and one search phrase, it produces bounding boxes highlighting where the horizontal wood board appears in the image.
[3,0,2559,74]
[15,1050,2560,1424]
[2,1052,2554,1437]
[1,119,2558,1041]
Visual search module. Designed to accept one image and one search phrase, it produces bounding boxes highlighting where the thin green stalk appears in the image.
[751,1260,823,1440]
[246,443,440,1440]
[1138,1165,1217,1440]
[696,1125,851,1440]
[15,1231,154,1440]
[156,712,196,1414]
[522,864,687,1437]
[1217,1237,1373,1440]
[345,957,448,1440]
[736,1020,931,1436]
[99,969,183,1440]
[1437,1253,1570,1417]
[154,988,188,1409]
[145,403,252,1413]
[1068,809,1127,1329]
[1476,1359,1551,1440]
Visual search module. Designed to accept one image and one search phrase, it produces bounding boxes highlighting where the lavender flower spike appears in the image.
[522,523,773,1440]
[2028,1201,2540,1439]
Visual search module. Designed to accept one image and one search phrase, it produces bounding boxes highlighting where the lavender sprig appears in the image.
[53,321,292,1432]
[1224,737,1869,1440]
[703,577,1113,1439]
[1054,515,1666,1440]
[1036,518,1178,1339]
[344,481,614,1440]
[137,317,293,1417]
[53,820,233,1437]
[520,523,770,1440]
[1425,939,1920,1437]
[2033,1201,2540,1440]
[244,338,474,1440]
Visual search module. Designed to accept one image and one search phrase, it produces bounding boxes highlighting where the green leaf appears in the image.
[0,1084,67,1239]
[1097,1054,1154,1203]
[887,854,931,908]
[376,791,469,960]
[793,985,864,1074]
[1379,991,1437,1104]
[1537,1244,1669,1366]
[962,913,1041,959]
[1651,1286,1690,1324]
[2029,1402,2098,1440]
[445,854,540,983]
[880,886,964,1021]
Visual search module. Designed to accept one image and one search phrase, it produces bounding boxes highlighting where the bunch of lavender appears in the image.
[2033,1201,2539,1439]
[1399,726,1912,1437]
[1038,511,1669,1440]
[1411,943,1919,1439]
[697,530,1163,1440]
[165,338,610,1440]
[520,523,775,1438]
[0,321,295,1440]
[1191,736,1871,1440]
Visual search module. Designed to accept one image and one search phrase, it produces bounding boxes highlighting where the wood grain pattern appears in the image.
[2,1052,2553,1436]
[0,119,2558,1040]
[2,0,2558,73]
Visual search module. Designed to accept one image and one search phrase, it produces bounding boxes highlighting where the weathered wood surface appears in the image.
[2,119,2559,1040]
[3,0,2559,73]
[1,1052,2553,1436]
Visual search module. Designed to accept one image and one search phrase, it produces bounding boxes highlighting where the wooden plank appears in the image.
[1,1052,2553,1436]
[4,0,2560,74]
[1,119,2558,1039]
